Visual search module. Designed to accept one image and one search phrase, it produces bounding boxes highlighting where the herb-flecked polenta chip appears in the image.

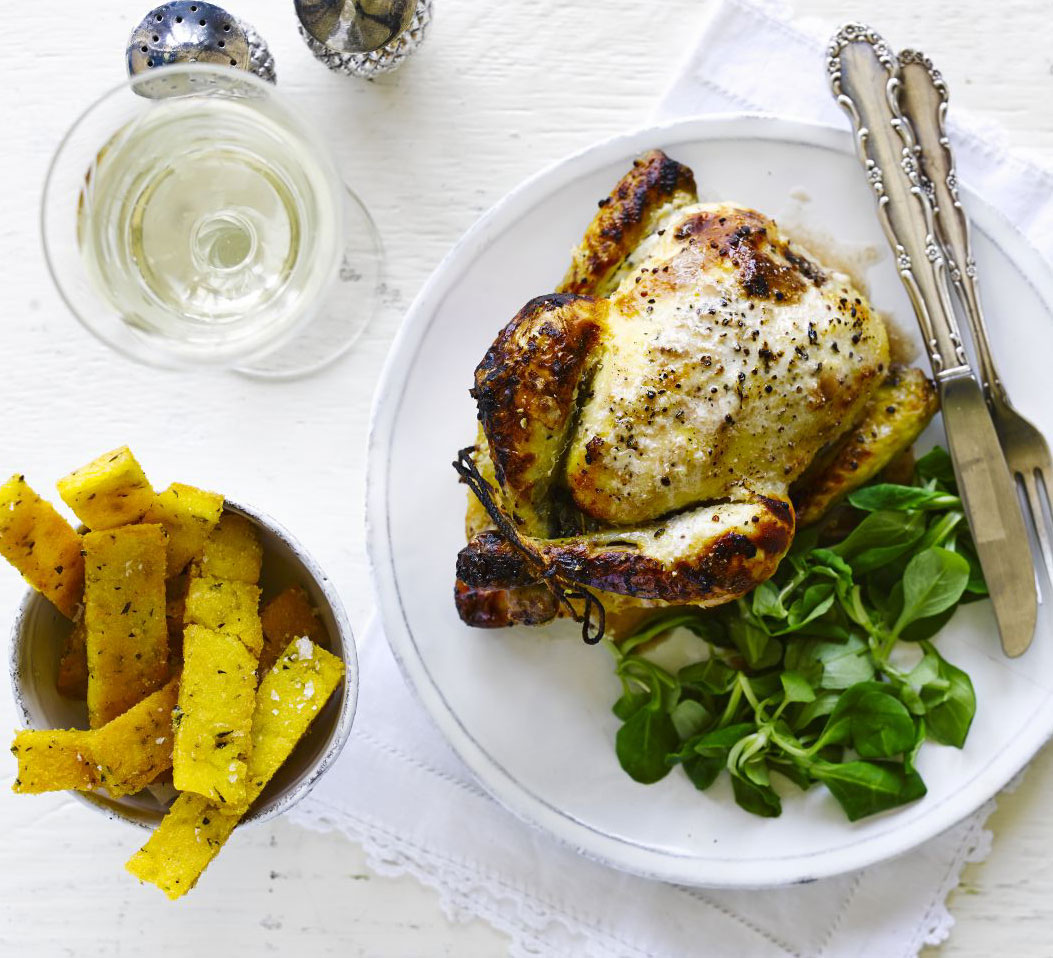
[142,484,224,577]
[258,586,325,679]
[125,791,239,900]
[191,512,262,584]
[0,474,84,619]
[56,446,154,531]
[57,617,89,699]
[93,676,179,797]
[166,575,188,669]
[184,576,262,658]
[84,524,169,727]
[126,638,344,899]
[12,677,178,796]
[245,638,345,793]
[172,626,257,808]
[11,729,95,793]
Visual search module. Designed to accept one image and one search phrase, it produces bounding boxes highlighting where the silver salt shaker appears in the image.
[295,0,433,79]
[127,2,276,82]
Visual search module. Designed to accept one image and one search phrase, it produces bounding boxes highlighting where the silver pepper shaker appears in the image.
[127,2,276,83]
[295,0,432,79]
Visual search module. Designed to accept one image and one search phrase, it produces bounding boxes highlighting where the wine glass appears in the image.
[42,63,383,378]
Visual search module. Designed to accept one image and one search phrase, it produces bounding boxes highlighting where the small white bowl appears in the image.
[9,500,358,829]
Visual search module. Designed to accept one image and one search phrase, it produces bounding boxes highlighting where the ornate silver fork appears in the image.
[897,49,1053,589]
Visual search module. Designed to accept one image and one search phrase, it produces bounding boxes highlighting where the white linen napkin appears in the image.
[291,2,1053,955]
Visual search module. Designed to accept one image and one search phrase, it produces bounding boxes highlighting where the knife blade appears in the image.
[828,24,1037,656]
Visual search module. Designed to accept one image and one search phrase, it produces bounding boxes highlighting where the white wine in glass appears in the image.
[46,65,383,377]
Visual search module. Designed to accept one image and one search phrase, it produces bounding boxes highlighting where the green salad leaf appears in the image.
[605,447,981,822]
[616,704,679,784]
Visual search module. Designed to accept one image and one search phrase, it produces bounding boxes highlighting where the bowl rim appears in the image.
[8,497,358,830]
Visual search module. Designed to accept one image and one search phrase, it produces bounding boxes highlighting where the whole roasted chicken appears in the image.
[454,151,936,639]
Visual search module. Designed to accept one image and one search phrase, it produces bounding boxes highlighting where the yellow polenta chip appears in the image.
[184,576,262,657]
[11,729,95,792]
[166,575,188,668]
[127,638,344,899]
[57,617,89,699]
[246,638,345,794]
[258,586,325,678]
[172,626,257,808]
[191,512,262,584]
[142,484,224,577]
[12,677,178,796]
[175,515,263,810]
[93,677,179,797]
[0,474,84,618]
[84,524,169,727]
[57,446,154,531]
[125,792,238,900]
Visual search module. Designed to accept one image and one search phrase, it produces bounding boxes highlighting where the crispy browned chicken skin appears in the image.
[455,151,937,634]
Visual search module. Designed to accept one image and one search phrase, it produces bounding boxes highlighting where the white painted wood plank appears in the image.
[0,0,1050,954]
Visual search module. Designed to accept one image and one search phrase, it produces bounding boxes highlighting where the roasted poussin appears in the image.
[455,150,937,634]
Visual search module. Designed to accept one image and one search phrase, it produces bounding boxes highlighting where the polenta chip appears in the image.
[126,791,239,898]
[244,637,345,794]
[258,586,325,678]
[166,575,188,668]
[175,515,263,810]
[57,617,89,699]
[184,576,262,658]
[191,512,262,584]
[84,524,169,727]
[172,626,257,808]
[0,474,84,618]
[11,729,95,792]
[93,677,180,797]
[142,484,224,576]
[12,677,178,796]
[127,638,344,899]
[57,446,154,531]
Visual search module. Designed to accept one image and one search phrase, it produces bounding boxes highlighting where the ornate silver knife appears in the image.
[828,24,1037,657]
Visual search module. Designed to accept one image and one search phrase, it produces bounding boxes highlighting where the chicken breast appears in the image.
[563,202,889,525]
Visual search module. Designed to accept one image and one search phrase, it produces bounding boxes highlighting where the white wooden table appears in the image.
[1,1,1050,954]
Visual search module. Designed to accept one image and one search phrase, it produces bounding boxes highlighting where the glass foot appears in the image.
[235,184,384,379]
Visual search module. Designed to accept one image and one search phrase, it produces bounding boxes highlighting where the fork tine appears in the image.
[1021,469,1053,587]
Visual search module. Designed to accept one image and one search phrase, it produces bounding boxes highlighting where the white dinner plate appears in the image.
[366,116,1053,887]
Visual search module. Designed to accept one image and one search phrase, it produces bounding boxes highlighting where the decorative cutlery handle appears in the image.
[827,24,970,382]
[897,50,1008,405]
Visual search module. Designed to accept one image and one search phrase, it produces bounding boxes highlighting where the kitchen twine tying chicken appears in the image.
[453,447,607,643]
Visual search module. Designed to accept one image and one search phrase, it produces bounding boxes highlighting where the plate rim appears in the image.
[366,113,1053,887]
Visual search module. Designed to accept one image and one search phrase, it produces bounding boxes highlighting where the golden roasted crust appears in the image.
[454,579,561,629]
[544,497,793,603]
[793,366,939,525]
[455,494,794,607]
[472,293,607,535]
[559,150,698,297]
[453,575,697,634]
[665,206,819,304]
[457,531,540,587]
